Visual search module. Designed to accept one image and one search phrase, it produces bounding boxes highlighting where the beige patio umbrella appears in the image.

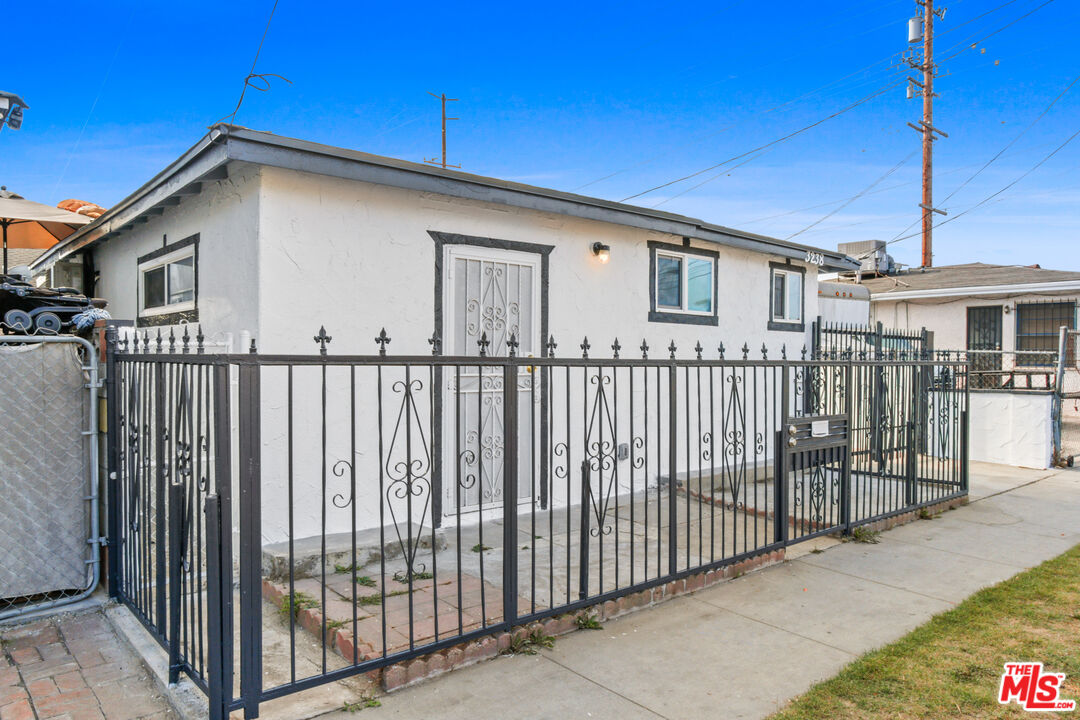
[0,187,94,273]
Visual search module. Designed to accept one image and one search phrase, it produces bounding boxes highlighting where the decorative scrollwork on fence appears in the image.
[583,371,617,537]
[724,372,746,507]
[331,460,354,508]
[383,378,432,581]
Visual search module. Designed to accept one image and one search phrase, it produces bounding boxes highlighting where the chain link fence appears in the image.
[0,335,101,619]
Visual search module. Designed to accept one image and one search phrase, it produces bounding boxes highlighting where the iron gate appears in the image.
[105,328,968,719]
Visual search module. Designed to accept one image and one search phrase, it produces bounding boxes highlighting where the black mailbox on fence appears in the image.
[775,414,850,544]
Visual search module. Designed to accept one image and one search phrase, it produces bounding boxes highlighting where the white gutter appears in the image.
[869,279,1080,301]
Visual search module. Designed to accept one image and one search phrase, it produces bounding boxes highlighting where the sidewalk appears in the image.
[321,462,1080,720]
[0,611,174,720]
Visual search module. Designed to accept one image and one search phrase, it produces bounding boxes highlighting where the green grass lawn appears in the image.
[770,543,1080,719]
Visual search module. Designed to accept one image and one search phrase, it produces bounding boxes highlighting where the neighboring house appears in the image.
[860,262,1079,361]
[31,124,857,356]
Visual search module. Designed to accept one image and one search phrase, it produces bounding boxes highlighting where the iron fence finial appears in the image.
[547,335,557,357]
[694,341,702,360]
[741,343,749,360]
[718,341,725,359]
[580,336,590,359]
[376,328,391,356]
[156,328,163,354]
[668,340,677,360]
[181,326,190,354]
[801,344,807,360]
[781,344,787,360]
[196,326,205,354]
[611,338,621,359]
[428,330,441,355]
[507,333,519,357]
[169,327,176,353]
[477,331,489,357]
[314,326,332,356]
[640,339,649,359]
[249,338,258,354]
[761,343,768,360]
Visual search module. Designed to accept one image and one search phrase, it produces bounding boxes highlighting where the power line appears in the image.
[619,76,906,203]
[879,122,1080,250]
[737,142,1062,225]
[785,152,916,240]
[881,67,1079,249]
[572,59,903,193]
[217,0,290,126]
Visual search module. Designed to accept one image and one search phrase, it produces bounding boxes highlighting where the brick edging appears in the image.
[378,548,785,691]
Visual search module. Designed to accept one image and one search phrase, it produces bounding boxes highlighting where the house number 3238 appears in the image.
[805,251,825,266]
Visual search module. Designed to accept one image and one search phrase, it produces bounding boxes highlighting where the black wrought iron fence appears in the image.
[813,318,930,359]
[104,327,968,719]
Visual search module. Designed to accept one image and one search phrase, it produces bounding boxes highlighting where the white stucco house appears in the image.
[31,124,857,354]
[31,124,862,542]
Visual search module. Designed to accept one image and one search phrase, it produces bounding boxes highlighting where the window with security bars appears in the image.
[1015,301,1076,367]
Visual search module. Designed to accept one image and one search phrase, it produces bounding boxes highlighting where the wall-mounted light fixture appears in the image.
[591,242,610,264]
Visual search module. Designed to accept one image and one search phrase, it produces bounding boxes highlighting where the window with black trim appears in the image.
[136,234,199,324]
[768,262,805,331]
[648,242,718,326]
[1015,300,1075,367]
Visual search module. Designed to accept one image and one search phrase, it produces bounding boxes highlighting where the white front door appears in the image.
[443,245,540,513]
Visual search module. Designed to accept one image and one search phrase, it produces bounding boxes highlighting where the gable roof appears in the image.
[30,124,859,272]
[860,263,1080,300]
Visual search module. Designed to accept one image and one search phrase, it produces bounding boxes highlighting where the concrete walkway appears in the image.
[312,462,1080,720]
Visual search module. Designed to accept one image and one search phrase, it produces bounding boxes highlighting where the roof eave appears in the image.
[32,124,858,273]
[29,131,229,271]
[869,279,1080,301]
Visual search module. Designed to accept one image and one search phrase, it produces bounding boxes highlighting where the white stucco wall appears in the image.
[968,391,1053,469]
[817,294,869,325]
[90,164,261,346]
[872,293,1077,352]
[247,166,821,544]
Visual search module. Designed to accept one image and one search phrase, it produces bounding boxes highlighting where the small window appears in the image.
[139,250,196,317]
[649,245,717,325]
[1015,301,1076,367]
[769,264,804,331]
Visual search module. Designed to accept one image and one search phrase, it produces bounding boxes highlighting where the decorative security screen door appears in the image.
[967,306,1002,389]
[444,245,540,512]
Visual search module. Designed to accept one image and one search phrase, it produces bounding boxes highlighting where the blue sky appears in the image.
[4,0,1078,269]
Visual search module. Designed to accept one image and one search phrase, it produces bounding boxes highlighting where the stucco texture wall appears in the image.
[968,391,1053,468]
[871,293,1075,352]
[246,166,821,543]
[91,164,261,347]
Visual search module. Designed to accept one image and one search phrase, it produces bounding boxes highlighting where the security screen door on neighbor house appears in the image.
[444,245,539,513]
[967,305,1003,389]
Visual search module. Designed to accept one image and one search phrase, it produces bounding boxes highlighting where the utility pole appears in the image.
[905,1,947,267]
[424,92,460,169]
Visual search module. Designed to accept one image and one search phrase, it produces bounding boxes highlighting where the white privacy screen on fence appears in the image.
[0,340,95,608]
